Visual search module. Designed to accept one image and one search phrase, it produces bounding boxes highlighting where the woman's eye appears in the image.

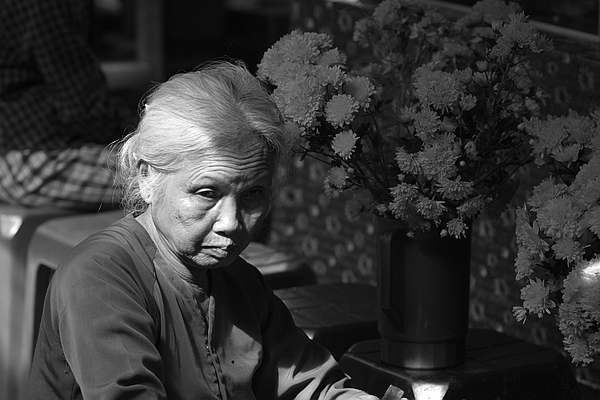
[242,188,267,207]
[245,187,270,201]
[245,188,264,198]
[196,189,218,199]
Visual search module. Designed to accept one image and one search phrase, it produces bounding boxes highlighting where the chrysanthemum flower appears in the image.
[491,36,515,58]
[395,148,421,175]
[469,0,521,24]
[557,257,600,364]
[414,66,461,112]
[416,197,446,221]
[413,108,441,142]
[388,200,411,221]
[325,166,349,189]
[498,13,533,46]
[499,13,552,54]
[418,134,460,180]
[345,76,376,109]
[583,206,600,238]
[552,237,585,264]
[552,143,581,163]
[257,31,332,80]
[280,30,333,64]
[562,336,595,365]
[330,130,359,160]
[390,182,419,204]
[572,154,600,191]
[318,48,347,68]
[459,94,477,111]
[372,0,405,26]
[564,257,600,303]
[352,17,378,46]
[464,140,477,159]
[572,180,600,217]
[514,206,549,257]
[514,247,536,281]
[527,178,567,210]
[559,111,596,145]
[456,196,485,218]
[524,116,565,163]
[520,278,556,318]
[513,305,528,323]
[259,61,309,87]
[445,218,468,238]
[437,176,474,201]
[536,196,582,240]
[309,64,346,88]
[272,76,324,128]
[325,95,359,128]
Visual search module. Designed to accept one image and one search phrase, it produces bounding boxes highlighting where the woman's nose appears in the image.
[213,197,242,235]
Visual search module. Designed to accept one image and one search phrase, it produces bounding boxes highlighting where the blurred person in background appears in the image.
[0,0,136,210]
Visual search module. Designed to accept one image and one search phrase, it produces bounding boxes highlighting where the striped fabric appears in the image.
[0,145,120,211]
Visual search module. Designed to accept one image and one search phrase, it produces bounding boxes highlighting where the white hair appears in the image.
[116,60,288,216]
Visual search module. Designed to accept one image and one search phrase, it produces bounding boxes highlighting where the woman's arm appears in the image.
[30,240,166,400]
[251,278,378,400]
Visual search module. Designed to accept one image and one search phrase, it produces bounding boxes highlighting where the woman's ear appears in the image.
[137,161,153,204]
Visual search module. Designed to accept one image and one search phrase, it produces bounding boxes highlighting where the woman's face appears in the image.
[139,141,273,270]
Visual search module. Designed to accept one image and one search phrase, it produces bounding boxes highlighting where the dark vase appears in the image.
[374,215,472,369]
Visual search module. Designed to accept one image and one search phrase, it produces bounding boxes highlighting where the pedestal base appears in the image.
[381,336,465,369]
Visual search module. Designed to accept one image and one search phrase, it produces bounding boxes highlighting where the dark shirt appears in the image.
[0,0,130,152]
[27,215,371,399]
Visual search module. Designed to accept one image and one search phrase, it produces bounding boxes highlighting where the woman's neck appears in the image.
[136,211,210,291]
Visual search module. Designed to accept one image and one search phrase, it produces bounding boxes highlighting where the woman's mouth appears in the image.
[203,244,236,259]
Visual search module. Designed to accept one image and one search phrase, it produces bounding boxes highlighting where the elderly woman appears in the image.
[26,61,378,400]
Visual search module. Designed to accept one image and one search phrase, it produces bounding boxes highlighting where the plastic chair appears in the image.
[0,205,81,400]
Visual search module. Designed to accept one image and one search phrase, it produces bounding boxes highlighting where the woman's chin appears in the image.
[189,252,238,269]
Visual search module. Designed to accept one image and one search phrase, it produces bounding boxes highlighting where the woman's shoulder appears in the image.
[53,214,157,289]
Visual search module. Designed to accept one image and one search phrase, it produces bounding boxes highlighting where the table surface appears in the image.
[340,329,580,400]
[275,283,379,359]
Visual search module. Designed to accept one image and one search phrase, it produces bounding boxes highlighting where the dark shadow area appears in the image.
[162,0,290,77]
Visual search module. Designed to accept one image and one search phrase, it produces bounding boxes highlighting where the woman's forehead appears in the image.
[180,146,274,177]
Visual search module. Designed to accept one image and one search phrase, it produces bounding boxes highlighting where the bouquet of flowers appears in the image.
[257,0,553,238]
[513,109,600,365]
